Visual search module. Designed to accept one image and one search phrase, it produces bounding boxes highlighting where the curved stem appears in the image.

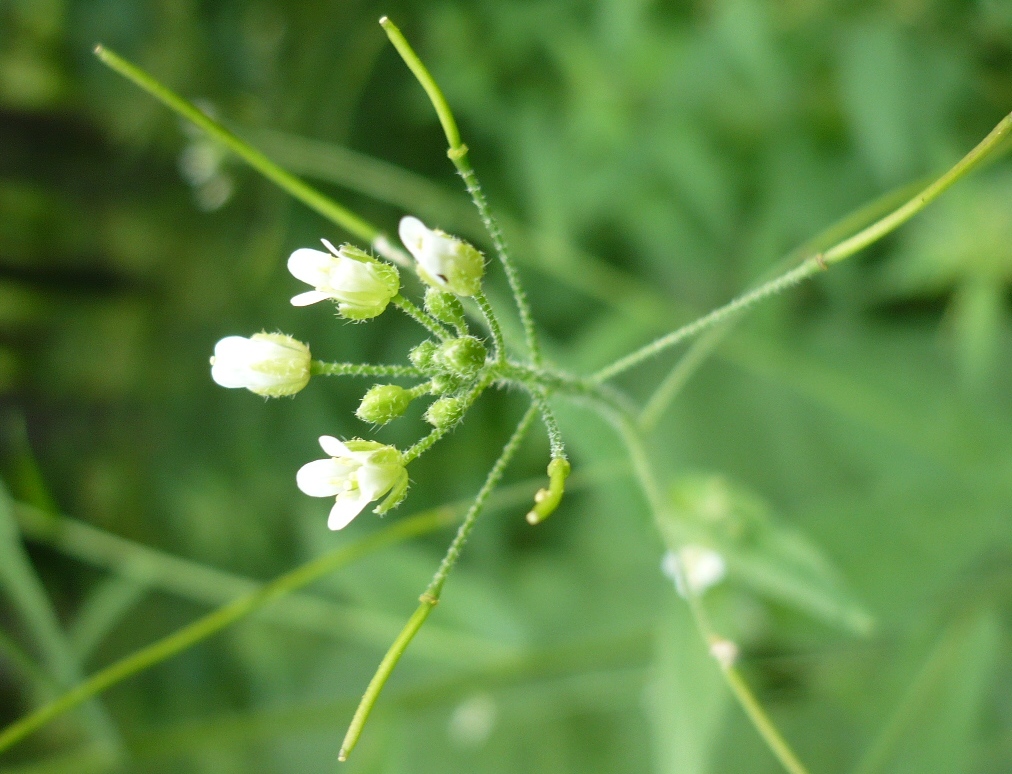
[92,46,412,267]
[592,109,1012,384]
[379,17,542,365]
[474,291,506,362]
[339,403,538,761]
[311,361,423,378]
[391,294,451,340]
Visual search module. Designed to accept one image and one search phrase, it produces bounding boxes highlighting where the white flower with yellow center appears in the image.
[210,333,311,397]
[296,436,409,530]
[287,239,399,320]
[398,216,484,297]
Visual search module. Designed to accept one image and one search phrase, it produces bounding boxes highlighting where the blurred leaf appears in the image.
[660,474,873,635]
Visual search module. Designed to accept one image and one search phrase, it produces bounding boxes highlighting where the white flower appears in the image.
[210,333,311,397]
[398,216,484,297]
[661,544,726,598]
[296,436,408,530]
[287,239,399,320]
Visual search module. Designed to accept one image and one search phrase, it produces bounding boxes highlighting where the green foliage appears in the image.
[1,1,1011,772]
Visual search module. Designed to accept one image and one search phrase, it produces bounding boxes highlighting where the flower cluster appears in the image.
[210,217,487,529]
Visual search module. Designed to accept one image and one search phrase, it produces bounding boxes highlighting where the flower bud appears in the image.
[210,333,311,397]
[288,240,399,320]
[429,373,464,394]
[398,216,484,297]
[436,336,486,378]
[356,384,412,425]
[424,288,467,330]
[424,396,466,428]
[409,340,439,370]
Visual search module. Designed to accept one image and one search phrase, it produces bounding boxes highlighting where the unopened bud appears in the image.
[356,384,412,425]
[437,336,486,378]
[210,333,311,398]
[425,288,467,330]
[409,340,439,370]
[429,373,464,394]
[424,396,466,428]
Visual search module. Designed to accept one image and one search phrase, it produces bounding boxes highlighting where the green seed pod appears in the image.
[408,340,439,370]
[356,384,412,425]
[436,336,486,378]
[424,288,467,331]
[424,396,466,428]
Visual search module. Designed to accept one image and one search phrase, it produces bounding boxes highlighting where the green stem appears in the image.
[592,109,1012,384]
[0,510,450,755]
[474,291,506,362]
[723,666,811,774]
[92,45,410,267]
[602,411,809,774]
[379,17,542,365]
[391,294,451,340]
[638,323,728,432]
[529,389,566,459]
[311,361,423,378]
[592,259,823,383]
[338,403,538,762]
[337,601,434,763]
[402,373,494,463]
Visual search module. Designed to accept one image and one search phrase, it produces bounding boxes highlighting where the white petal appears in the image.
[213,335,255,360]
[296,458,348,497]
[398,216,428,257]
[290,290,330,306]
[287,248,334,286]
[356,462,397,501]
[320,238,341,256]
[318,435,350,457]
[328,491,370,530]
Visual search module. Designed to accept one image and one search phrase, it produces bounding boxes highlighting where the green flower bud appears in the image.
[436,336,486,378]
[356,384,412,425]
[429,373,464,394]
[408,340,439,370]
[424,396,466,428]
[424,288,467,331]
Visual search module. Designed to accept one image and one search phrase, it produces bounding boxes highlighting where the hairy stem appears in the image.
[391,294,451,340]
[311,361,424,378]
[402,373,494,463]
[593,109,1012,383]
[339,403,538,761]
[379,17,542,364]
[474,291,506,361]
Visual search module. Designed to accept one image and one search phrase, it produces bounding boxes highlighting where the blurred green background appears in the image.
[1,0,1012,772]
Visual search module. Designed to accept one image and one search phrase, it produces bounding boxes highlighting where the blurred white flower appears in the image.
[210,333,310,397]
[709,637,739,669]
[296,436,408,530]
[398,216,484,297]
[661,544,726,598]
[448,694,497,748]
[287,240,399,319]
